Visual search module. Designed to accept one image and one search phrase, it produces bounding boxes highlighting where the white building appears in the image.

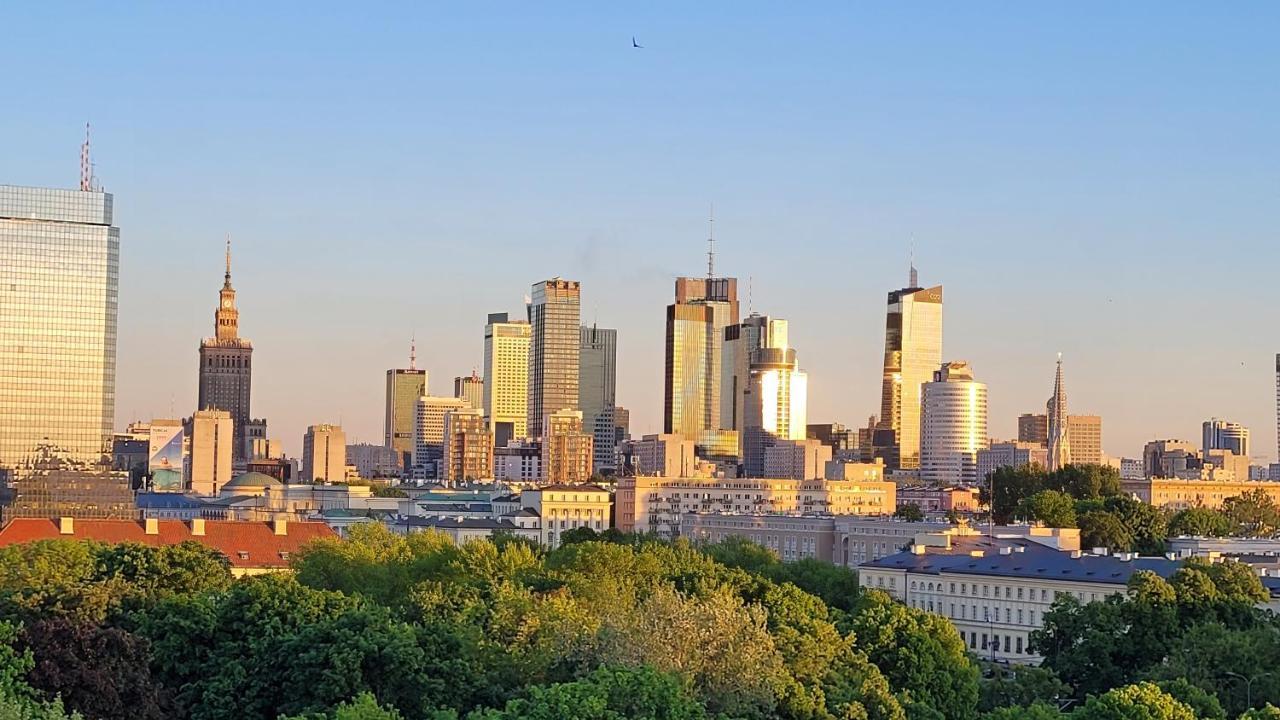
[483,313,531,447]
[413,396,466,470]
[301,424,346,483]
[919,361,988,485]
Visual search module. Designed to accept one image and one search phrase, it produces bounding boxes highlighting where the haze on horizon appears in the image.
[2,3,1277,461]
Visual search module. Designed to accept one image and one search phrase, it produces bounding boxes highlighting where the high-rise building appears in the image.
[877,266,943,470]
[1018,412,1103,465]
[301,424,346,483]
[764,438,832,480]
[579,325,617,474]
[541,409,593,485]
[346,443,401,479]
[919,361,989,485]
[665,276,739,440]
[413,396,466,470]
[483,312,531,447]
[197,239,253,465]
[0,180,118,468]
[188,409,233,496]
[454,371,484,411]
[1047,356,1071,470]
[722,314,787,442]
[614,405,631,448]
[1017,414,1049,445]
[1203,418,1250,458]
[742,346,808,477]
[443,408,493,485]
[527,279,581,439]
[635,433,699,478]
[385,341,427,472]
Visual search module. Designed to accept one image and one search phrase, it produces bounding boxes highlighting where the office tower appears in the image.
[8,443,136,520]
[483,312,531,447]
[1203,418,1250,458]
[722,314,788,440]
[614,405,630,447]
[243,419,269,460]
[977,441,1048,482]
[763,438,832,480]
[1019,412,1102,465]
[807,423,858,457]
[301,424,346,483]
[442,408,493,485]
[0,178,118,467]
[877,265,943,470]
[345,443,401,479]
[1047,356,1071,470]
[1143,439,1199,478]
[579,325,618,474]
[742,346,808,477]
[919,361,989,485]
[188,409,233,496]
[453,371,484,410]
[636,433,698,477]
[527,279,582,439]
[385,341,427,471]
[197,239,253,465]
[541,409,593,484]
[1017,414,1049,445]
[413,396,465,470]
[665,276,739,440]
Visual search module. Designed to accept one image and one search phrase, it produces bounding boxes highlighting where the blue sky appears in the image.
[3,3,1278,459]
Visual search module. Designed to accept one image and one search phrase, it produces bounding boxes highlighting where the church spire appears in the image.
[1047,353,1072,470]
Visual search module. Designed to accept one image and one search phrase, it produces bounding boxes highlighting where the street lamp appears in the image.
[1222,671,1272,711]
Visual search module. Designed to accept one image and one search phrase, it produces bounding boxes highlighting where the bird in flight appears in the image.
[632,36,644,49]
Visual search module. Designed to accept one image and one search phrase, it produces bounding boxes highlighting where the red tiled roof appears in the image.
[0,519,337,569]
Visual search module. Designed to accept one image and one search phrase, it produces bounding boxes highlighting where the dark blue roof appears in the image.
[135,492,209,510]
[861,535,1181,586]
[394,516,521,531]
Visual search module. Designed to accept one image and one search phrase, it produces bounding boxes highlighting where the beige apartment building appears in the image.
[189,409,234,496]
[541,409,593,484]
[443,408,494,484]
[521,484,611,547]
[1122,477,1280,509]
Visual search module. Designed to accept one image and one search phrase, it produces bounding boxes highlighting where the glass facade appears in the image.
[385,368,427,468]
[579,325,617,473]
[0,185,119,468]
[483,313,530,444]
[879,284,943,469]
[664,277,738,439]
[527,280,581,438]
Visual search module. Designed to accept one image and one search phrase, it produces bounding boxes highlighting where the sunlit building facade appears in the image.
[197,241,253,464]
[878,270,943,470]
[541,409,594,485]
[722,313,787,452]
[483,312,530,446]
[0,185,119,467]
[742,347,808,477]
[385,353,427,472]
[579,324,617,474]
[920,361,989,485]
[443,408,494,484]
[527,279,581,439]
[664,277,738,440]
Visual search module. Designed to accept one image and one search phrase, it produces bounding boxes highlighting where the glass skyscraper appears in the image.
[527,279,581,439]
[878,267,943,470]
[579,324,617,473]
[0,185,119,468]
[664,276,738,439]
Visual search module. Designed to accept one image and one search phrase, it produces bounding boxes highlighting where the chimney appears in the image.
[911,544,926,555]
[999,547,1013,555]
[145,518,159,535]
[190,518,206,536]
[1092,546,1108,556]
[1070,550,1082,559]
[58,517,74,535]
[272,518,287,536]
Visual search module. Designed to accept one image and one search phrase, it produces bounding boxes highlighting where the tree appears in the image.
[1098,497,1167,555]
[558,527,599,545]
[848,591,979,720]
[1154,679,1225,720]
[1015,490,1077,528]
[978,664,1069,713]
[894,504,924,523]
[979,703,1065,720]
[982,465,1047,525]
[1222,489,1280,536]
[1046,464,1120,500]
[1077,511,1133,553]
[1072,682,1195,720]
[1240,707,1280,720]
[1167,507,1232,538]
[466,666,708,720]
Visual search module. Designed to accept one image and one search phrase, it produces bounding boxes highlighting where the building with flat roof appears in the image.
[301,424,346,483]
[483,313,530,447]
[920,361,988,485]
[528,279,581,439]
[877,269,943,471]
[579,325,618,474]
[665,276,738,442]
[521,484,611,548]
[1122,477,1280,509]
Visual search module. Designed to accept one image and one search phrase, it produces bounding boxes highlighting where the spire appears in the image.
[223,234,233,288]
[1048,353,1072,471]
[79,123,92,192]
[706,203,716,279]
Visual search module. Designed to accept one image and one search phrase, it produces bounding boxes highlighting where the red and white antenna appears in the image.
[79,123,92,191]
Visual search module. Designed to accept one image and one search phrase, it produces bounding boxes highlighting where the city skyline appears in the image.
[3,4,1278,461]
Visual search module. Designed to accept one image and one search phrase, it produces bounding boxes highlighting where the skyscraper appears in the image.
[527,279,581,439]
[1203,418,1250,458]
[920,361,989,485]
[453,371,484,410]
[198,239,253,464]
[0,178,118,467]
[301,424,347,483]
[722,314,788,444]
[1018,411,1102,464]
[483,312,531,447]
[742,346,808,477]
[665,276,739,440]
[877,265,943,470]
[1047,355,1071,471]
[413,396,466,471]
[385,341,427,472]
[579,324,617,474]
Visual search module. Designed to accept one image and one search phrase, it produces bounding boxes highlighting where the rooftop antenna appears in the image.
[224,234,232,283]
[909,239,918,288]
[409,334,417,371]
[748,275,754,314]
[79,123,92,191]
[706,203,715,279]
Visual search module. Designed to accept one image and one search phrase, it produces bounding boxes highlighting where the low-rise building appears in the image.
[494,442,541,483]
[1122,477,1280,509]
[385,515,539,544]
[976,441,1047,482]
[520,484,610,547]
[764,438,831,480]
[686,513,835,562]
[895,486,980,514]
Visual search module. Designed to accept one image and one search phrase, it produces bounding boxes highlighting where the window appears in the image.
[1003,636,1011,653]
[1016,636,1024,654]
[1005,608,1011,623]
[1017,609,1024,624]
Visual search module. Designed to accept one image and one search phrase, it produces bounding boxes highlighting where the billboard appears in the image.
[148,421,185,476]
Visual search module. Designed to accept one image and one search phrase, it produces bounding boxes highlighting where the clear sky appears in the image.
[3,3,1278,461]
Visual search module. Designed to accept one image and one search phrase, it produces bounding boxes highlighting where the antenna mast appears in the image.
[409,335,417,371]
[706,203,715,279]
[79,123,92,191]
